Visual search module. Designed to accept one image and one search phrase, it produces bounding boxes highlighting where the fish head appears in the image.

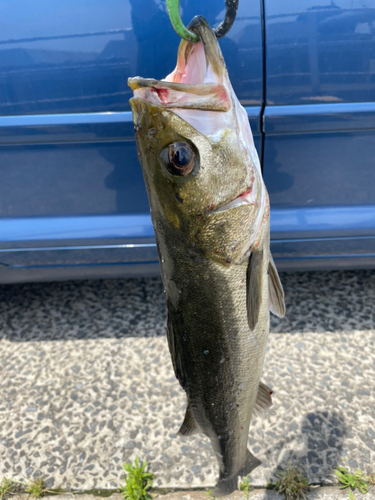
[129,17,267,265]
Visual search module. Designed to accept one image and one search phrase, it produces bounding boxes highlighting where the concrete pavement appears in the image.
[0,270,374,494]
[42,487,375,499]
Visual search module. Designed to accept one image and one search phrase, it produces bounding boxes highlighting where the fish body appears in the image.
[128,17,285,496]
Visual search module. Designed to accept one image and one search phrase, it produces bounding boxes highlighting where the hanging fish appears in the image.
[128,16,285,497]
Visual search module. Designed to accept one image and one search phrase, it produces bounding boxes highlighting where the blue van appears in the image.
[0,0,374,283]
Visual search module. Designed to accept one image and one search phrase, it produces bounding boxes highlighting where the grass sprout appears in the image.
[25,477,47,499]
[335,467,368,499]
[121,457,154,500]
[0,478,16,499]
[239,475,251,497]
[0,477,24,499]
[274,466,309,500]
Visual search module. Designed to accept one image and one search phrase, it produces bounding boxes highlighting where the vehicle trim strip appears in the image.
[0,205,374,249]
[264,102,375,134]
[0,108,262,145]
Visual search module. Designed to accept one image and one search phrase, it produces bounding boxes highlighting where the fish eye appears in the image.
[166,142,195,177]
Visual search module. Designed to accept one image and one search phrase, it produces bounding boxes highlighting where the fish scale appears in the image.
[128,16,285,496]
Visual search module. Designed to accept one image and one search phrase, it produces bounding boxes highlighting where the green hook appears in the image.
[166,0,200,42]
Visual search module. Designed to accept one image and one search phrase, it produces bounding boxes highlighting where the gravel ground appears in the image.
[0,270,374,491]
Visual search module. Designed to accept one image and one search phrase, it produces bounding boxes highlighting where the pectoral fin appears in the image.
[268,253,286,318]
[167,300,186,389]
[246,249,264,330]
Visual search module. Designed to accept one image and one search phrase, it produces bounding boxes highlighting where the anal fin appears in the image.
[252,381,273,418]
[178,402,199,436]
[239,448,262,476]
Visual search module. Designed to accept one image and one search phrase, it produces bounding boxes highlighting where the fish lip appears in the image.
[129,96,180,118]
[129,94,164,111]
[210,187,256,214]
[128,79,231,113]
[128,17,230,112]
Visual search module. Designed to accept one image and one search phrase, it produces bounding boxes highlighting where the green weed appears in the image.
[25,477,46,499]
[239,475,251,497]
[274,466,309,500]
[0,477,24,499]
[0,478,16,499]
[335,467,368,499]
[121,457,154,500]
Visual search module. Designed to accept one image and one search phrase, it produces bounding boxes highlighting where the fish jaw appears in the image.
[128,78,231,113]
[128,17,229,114]
[128,17,237,138]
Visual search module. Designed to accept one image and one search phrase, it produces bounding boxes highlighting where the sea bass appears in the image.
[128,17,285,496]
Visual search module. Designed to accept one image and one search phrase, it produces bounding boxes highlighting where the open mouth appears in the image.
[128,17,238,140]
[128,39,230,113]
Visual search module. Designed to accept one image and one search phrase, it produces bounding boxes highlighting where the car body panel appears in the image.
[263,0,375,272]
[0,0,374,283]
[0,0,263,283]
[0,108,261,283]
[0,0,262,115]
[264,0,375,106]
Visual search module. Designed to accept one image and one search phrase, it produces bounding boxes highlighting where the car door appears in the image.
[262,0,375,271]
[0,0,264,283]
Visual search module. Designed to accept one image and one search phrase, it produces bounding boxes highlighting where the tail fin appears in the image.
[211,474,238,497]
[212,449,261,497]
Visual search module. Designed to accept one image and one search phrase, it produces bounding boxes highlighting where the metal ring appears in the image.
[166,0,239,42]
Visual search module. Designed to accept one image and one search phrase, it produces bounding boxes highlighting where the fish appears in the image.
[128,16,285,497]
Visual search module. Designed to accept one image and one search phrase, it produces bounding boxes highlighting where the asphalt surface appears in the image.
[0,270,374,492]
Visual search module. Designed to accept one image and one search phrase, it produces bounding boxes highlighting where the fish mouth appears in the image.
[128,17,231,114]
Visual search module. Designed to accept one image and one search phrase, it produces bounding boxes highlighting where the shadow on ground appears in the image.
[0,270,373,341]
[269,410,347,482]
